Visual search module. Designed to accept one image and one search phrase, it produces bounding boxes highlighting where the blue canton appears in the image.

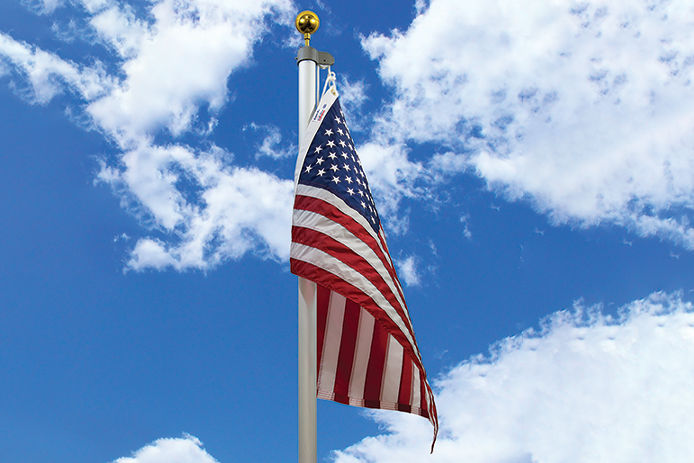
[298,99,381,234]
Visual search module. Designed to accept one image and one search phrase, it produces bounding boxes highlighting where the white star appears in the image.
[314,145,323,153]
[315,157,324,165]
[304,164,312,173]
[338,140,346,147]
[332,176,341,184]
[335,116,342,124]
[336,127,344,135]
[341,152,349,159]
[347,188,355,195]
[324,129,333,136]
[317,168,325,176]
[358,190,364,197]
[330,164,339,172]
[345,176,353,184]
[328,152,337,160]
[343,164,351,171]
[360,201,366,208]
[326,140,336,148]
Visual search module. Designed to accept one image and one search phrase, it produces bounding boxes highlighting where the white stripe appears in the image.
[295,184,390,264]
[411,364,421,413]
[293,209,408,320]
[348,307,374,401]
[380,335,404,405]
[291,243,421,361]
[318,292,346,397]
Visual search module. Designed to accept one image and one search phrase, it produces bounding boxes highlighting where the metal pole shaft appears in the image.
[298,56,317,463]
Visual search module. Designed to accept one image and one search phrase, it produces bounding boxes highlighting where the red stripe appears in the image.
[290,259,426,376]
[292,226,417,345]
[332,298,360,404]
[316,284,331,377]
[363,319,388,408]
[397,356,413,412]
[419,374,428,418]
[294,195,406,304]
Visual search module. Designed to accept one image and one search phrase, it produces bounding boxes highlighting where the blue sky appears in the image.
[2,1,694,462]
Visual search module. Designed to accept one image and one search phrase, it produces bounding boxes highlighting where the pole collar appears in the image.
[296,46,335,66]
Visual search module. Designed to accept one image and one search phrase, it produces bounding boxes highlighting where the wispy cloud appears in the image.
[334,291,694,462]
[245,122,296,159]
[395,255,421,287]
[23,0,65,15]
[0,31,112,103]
[459,214,472,240]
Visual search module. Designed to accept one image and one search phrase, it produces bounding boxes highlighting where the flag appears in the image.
[290,88,438,448]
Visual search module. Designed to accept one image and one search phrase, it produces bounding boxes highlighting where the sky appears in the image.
[1,0,694,462]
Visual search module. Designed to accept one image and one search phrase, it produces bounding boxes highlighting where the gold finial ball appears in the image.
[295,10,319,36]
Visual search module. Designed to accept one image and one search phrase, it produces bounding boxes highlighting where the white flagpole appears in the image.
[296,11,319,463]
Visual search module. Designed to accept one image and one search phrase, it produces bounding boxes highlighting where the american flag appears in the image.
[290,90,438,448]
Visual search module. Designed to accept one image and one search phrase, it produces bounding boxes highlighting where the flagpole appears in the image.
[296,11,320,463]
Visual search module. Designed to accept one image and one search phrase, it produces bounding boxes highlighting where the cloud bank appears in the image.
[334,291,694,462]
[362,0,694,248]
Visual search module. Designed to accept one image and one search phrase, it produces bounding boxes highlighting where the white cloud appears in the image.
[98,143,294,271]
[358,142,424,221]
[362,0,694,249]
[51,18,83,43]
[395,255,420,287]
[459,214,472,240]
[338,77,368,113]
[333,291,694,462]
[337,76,368,132]
[85,0,293,146]
[113,434,219,463]
[246,123,296,159]
[24,0,65,14]
[0,32,112,103]
[88,3,148,59]
[1,0,296,270]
